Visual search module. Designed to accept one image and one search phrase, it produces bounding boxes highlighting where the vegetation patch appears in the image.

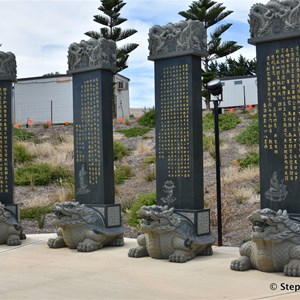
[114,140,128,161]
[144,155,156,165]
[115,164,133,184]
[236,119,259,146]
[20,206,52,229]
[118,126,151,138]
[203,112,240,132]
[14,144,33,164]
[14,128,34,141]
[237,152,259,169]
[137,108,155,128]
[15,163,72,186]
[126,192,156,227]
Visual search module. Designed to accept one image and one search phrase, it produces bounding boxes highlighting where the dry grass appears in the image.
[113,132,124,141]
[54,184,75,202]
[23,140,74,170]
[134,141,154,156]
[204,155,215,168]
[22,194,53,208]
[222,166,259,185]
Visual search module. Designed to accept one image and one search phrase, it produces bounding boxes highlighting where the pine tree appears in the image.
[85,0,138,117]
[179,0,242,109]
[85,0,138,73]
[209,55,257,77]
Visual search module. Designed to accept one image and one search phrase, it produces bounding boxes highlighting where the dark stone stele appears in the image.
[148,20,211,236]
[249,0,300,219]
[68,39,122,228]
[0,81,14,206]
[0,50,18,218]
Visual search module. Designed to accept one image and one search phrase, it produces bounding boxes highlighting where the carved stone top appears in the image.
[68,38,117,73]
[249,0,300,40]
[148,20,207,59]
[0,51,17,81]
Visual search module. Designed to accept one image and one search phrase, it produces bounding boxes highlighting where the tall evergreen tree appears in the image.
[209,55,257,77]
[85,0,138,73]
[179,0,242,109]
[85,0,138,117]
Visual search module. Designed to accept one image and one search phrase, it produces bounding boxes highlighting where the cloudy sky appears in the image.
[0,0,269,108]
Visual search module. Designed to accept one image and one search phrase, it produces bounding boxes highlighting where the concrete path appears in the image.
[0,234,299,299]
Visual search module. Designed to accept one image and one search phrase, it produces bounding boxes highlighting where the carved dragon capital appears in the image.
[0,51,17,81]
[68,38,117,72]
[249,0,300,39]
[148,20,207,58]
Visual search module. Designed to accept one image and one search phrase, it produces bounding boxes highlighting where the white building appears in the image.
[211,76,258,109]
[14,73,130,124]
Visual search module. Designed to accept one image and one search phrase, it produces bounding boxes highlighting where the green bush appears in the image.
[13,128,34,141]
[15,163,71,186]
[203,135,215,158]
[138,108,155,128]
[126,192,156,227]
[115,164,133,184]
[144,156,156,165]
[14,144,33,164]
[203,112,240,132]
[203,113,215,132]
[113,140,128,161]
[236,119,259,146]
[118,127,151,138]
[20,206,52,229]
[237,152,259,169]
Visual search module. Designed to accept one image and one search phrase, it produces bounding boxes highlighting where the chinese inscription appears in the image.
[264,46,300,182]
[75,78,101,191]
[158,64,190,178]
[0,87,9,194]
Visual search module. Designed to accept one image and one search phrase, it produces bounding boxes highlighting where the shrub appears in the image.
[114,140,128,161]
[236,119,259,146]
[203,112,240,132]
[138,108,155,128]
[118,127,151,138]
[219,112,240,131]
[203,135,215,159]
[115,164,133,184]
[15,163,71,186]
[13,128,34,141]
[237,152,259,169]
[20,206,52,229]
[144,155,156,165]
[126,192,156,227]
[14,144,33,164]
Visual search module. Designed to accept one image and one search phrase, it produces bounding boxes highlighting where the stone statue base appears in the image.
[48,202,124,252]
[128,205,215,263]
[0,203,25,245]
[231,208,300,276]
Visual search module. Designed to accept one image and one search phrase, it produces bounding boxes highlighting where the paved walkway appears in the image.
[0,234,299,299]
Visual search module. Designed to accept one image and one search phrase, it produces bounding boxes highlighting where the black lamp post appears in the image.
[207,79,223,246]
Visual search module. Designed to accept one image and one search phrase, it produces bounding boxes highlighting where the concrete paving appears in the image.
[0,234,300,300]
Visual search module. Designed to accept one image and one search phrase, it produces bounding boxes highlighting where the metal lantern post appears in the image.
[207,79,223,246]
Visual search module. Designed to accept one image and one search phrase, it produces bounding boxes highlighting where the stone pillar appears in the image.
[148,20,211,235]
[68,38,122,229]
[0,50,18,218]
[249,0,300,220]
